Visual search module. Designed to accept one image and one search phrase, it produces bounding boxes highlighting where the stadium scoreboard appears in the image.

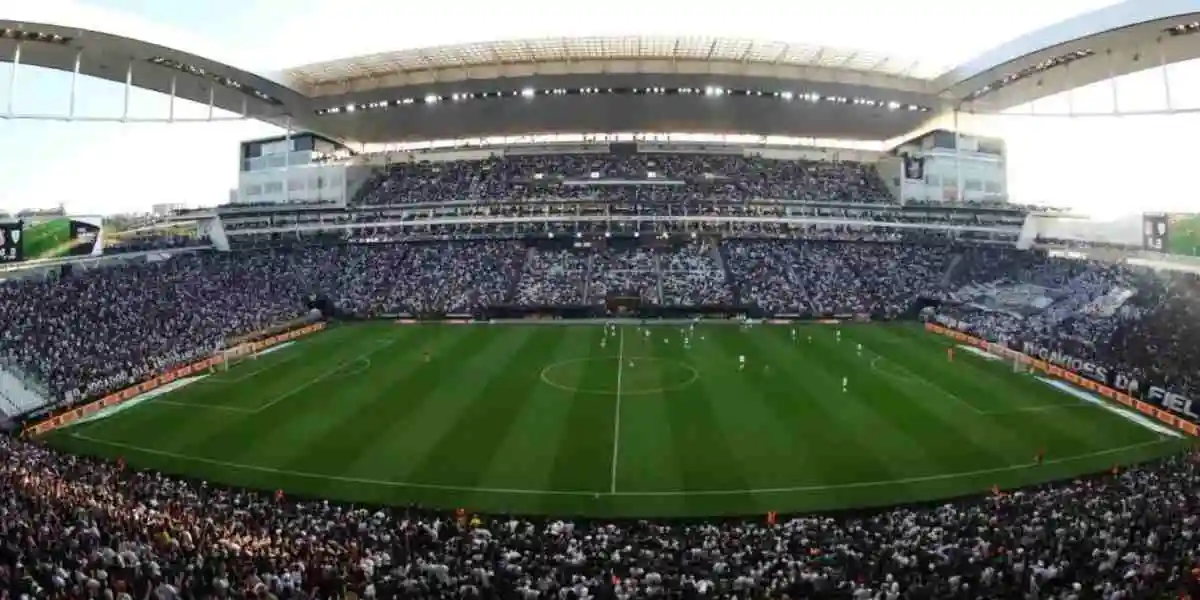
[0,222,22,263]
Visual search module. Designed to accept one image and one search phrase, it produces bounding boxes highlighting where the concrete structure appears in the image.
[5,0,1200,144]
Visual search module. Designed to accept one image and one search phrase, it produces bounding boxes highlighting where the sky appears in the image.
[0,0,1196,218]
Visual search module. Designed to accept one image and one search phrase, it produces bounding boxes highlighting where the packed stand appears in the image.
[722,241,809,313]
[3,433,1199,598]
[1092,270,1200,399]
[658,244,735,305]
[942,252,1150,366]
[514,249,588,306]
[0,252,311,407]
[0,243,526,408]
[355,153,895,206]
[796,243,951,316]
[722,241,951,316]
[371,241,524,314]
[936,251,1200,414]
[587,247,661,304]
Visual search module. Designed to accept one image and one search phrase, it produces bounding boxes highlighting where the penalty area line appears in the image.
[149,399,256,413]
[64,434,1174,498]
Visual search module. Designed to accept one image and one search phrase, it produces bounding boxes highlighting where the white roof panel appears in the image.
[283,35,951,89]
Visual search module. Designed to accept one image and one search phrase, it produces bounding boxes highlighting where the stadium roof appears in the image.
[281,36,950,97]
[4,0,1200,142]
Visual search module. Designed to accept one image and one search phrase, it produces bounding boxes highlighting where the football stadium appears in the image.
[3,1,1200,597]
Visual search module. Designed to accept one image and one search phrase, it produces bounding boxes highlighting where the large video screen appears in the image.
[21,217,102,261]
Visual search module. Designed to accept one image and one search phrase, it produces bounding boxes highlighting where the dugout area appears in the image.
[44,322,1187,518]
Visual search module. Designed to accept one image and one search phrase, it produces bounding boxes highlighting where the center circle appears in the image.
[540,357,699,395]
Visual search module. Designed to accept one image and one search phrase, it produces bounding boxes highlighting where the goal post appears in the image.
[983,341,1027,374]
[212,343,257,372]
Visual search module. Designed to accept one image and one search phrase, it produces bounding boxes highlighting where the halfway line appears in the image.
[610,327,625,493]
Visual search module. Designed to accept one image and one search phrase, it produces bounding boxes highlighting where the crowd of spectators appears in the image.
[658,244,734,306]
[353,154,894,206]
[5,236,1200,597]
[723,241,952,316]
[934,251,1200,422]
[0,239,977,412]
[586,247,661,304]
[13,238,1200,420]
[3,426,1198,599]
[515,249,586,306]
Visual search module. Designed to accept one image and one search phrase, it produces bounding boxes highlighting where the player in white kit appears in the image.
[738,355,746,371]
[842,376,848,392]
[856,343,863,356]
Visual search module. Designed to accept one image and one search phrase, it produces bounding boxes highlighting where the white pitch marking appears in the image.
[65,434,1175,498]
[610,327,625,494]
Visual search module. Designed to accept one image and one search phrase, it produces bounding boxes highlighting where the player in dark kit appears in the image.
[1035,447,1045,465]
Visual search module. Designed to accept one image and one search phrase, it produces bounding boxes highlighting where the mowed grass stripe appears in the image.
[488,328,610,513]
[698,329,851,486]
[334,327,530,491]
[853,326,1055,466]
[402,327,558,492]
[180,326,412,466]
[793,329,964,475]
[268,326,473,479]
[545,327,618,496]
[884,325,1164,454]
[894,324,1167,450]
[610,333,690,515]
[45,323,1192,518]
[738,330,881,510]
[70,326,371,453]
[680,329,860,516]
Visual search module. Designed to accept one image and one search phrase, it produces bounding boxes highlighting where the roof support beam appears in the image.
[740,43,754,63]
[773,44,790,64]
[7,43,20,116]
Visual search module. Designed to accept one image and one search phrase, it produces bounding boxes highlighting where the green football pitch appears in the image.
[44,322,1188,518]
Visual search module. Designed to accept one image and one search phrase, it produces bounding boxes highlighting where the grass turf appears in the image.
[44,322,1188,518]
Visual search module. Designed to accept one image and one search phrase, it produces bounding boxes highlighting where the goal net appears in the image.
[212,343,257,372]
[984,341,1029,374]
